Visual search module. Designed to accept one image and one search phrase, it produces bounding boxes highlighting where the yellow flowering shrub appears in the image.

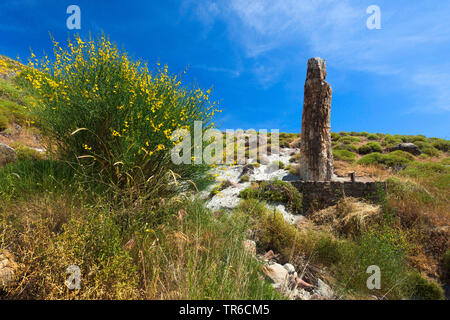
[18,34,220,188]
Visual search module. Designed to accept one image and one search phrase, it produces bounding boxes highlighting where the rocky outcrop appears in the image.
[262,259,335,300]
[0,250,17,289]
[389,143,422,156]
[0,143,17,166]
[299,58,333,181]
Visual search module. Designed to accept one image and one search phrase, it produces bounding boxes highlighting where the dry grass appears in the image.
[309,197,381,239]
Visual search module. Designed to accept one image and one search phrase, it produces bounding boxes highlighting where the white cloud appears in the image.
[183,0,450,112]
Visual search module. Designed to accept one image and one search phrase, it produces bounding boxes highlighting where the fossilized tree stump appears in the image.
[299,58,333,181]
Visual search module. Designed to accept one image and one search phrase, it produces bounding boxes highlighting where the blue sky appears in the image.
[1,0,449,138]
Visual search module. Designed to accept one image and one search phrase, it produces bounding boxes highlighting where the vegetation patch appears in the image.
[358,152,412,168]
[332,149,357,162]
[358,142,382,155]
[239,180,302,214]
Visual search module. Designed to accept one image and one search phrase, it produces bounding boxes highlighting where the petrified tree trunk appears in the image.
[299,58,333,181]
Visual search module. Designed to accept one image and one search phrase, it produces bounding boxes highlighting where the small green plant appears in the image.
[289,153,300,163]
[429,138,450,152]
[401,273,445,300]
[334,143,358,153]
[358,152,412,168]
[333,149,357,162]
[286,164,297,175]
[340,136,360,144]
[388,150,415,161]
[239,174,250,183]
[239,180,302,213]
[367,133,380,140]
[358,142,382,155]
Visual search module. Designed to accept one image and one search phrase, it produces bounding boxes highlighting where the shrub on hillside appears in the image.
[388,150,415,161]
[357,152,412,168]
[429,138,450,152]
[334,143,358,153]
[383,134,403,148]
[367,133,380,140]
[333,149,357,162]
[19,35,219,192]
[331,132,341,141]
[239,179,302,213]
[402,273,445,300]
[340,136,360,144]
[415,141,441,157]
[358,142,382,155]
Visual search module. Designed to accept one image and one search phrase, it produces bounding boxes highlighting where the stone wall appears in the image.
[290,181,386,214]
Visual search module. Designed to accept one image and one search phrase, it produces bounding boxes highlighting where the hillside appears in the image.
[0,49,449,301]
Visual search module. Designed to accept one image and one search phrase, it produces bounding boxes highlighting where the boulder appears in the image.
[283,263,296,274]
[389,143,421,156]
[0,143,17,166]
[263,263,289,285]
[0,250,17,289]
[314,278,334,299]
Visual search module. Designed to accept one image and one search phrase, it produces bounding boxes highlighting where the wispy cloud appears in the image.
[192,64,242,78]
[183,0,450,112]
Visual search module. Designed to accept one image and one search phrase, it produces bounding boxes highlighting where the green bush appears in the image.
[442,157,450,165]
[334,143,358,153]
[388,150,415,161]
[289,153,300,163]
[421,146,441,157]
[404,135,427,143]
[333,149,357,162]
[358,142,382,155]
[402,273,445,300]
[383,134,403,148]
[19,34,218,192]
[429,138,450,152]
[358,152,412,168]
[367,133,380,140]
[239,174,250,183]
[331,132,341,141]
[340,136,360,144]
[239,180,303,213]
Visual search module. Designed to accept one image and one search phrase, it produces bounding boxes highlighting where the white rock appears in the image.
[263,263,289,285]
[283,263,296,274]
[297,289,312,300]
[315,279,334,299]
[0,143,17,166]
